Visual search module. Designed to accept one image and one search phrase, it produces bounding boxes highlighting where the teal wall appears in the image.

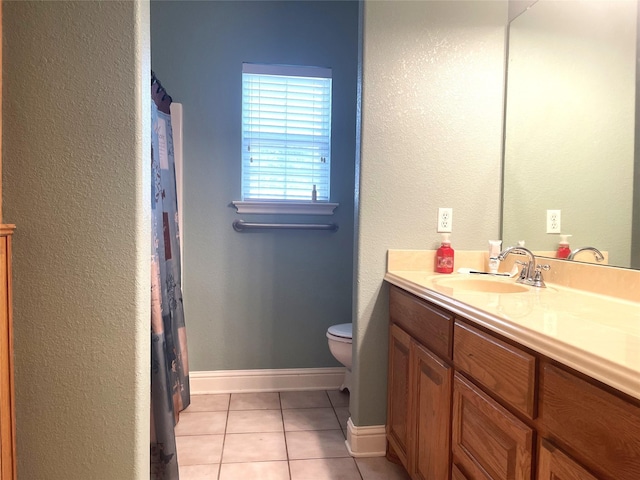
[151,1,359,371]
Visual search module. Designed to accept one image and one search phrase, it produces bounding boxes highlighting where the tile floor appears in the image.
[176,390,410,480]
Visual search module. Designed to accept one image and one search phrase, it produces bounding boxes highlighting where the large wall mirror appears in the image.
[502,0,640,269]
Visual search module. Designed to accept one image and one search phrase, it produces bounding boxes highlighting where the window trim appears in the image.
[232,200,339,216]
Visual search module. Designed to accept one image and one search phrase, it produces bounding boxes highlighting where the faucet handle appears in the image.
[532,264,550,288]
[514,260,529,283]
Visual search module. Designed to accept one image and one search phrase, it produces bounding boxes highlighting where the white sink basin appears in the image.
[434,277,530,294]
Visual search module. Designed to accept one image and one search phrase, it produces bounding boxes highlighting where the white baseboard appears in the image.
[345,418,387,457]
[190,367,346,394]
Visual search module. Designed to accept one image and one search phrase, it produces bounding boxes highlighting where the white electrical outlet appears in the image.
[438,208,453,233]
[546,209,561,233]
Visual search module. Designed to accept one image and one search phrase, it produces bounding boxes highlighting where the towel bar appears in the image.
[233,220,338,232]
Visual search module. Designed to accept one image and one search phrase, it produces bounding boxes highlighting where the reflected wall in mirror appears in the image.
[502,0,639,269]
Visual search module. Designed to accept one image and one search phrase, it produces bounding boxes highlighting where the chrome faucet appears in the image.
[567,246,605,262]
[497,246,549,288]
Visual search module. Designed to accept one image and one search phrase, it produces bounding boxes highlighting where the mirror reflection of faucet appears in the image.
[567,246,605,262]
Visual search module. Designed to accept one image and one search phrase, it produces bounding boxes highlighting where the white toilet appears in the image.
[326,323,353,392]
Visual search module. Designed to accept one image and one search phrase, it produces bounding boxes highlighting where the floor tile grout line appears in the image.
[215,395,232,480]
[330,390,361,478]
[278,392,294,480]
[352,455,365,480]
[330,395,342,426]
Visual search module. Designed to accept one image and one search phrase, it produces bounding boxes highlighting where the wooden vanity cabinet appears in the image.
[537,439,598,480]
[410,340,452,480]
[387,323,412,467]
[539,363,640,480]
[389,285,451,360]
[451,320,535,479]
[388,286,453,480]
[387,285,640,480]
[453,322,536,419]
[452,464,471,480]
[451,373,533,480]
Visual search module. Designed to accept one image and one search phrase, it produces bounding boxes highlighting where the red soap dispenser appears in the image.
[436,233,454,273]
[557,234,571,259]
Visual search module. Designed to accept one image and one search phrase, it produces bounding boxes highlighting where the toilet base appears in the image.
[340,369,352,392]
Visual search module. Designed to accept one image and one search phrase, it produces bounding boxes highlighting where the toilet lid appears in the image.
[328,323,352,339]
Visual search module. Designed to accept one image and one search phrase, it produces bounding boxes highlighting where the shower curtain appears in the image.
[150,72,190,480]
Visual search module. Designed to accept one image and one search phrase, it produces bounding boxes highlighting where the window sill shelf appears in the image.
[232,201,339,215]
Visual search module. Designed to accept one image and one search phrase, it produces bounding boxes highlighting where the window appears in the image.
[241,63,332,202]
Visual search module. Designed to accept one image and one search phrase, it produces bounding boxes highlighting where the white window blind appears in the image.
[242,63,332,201]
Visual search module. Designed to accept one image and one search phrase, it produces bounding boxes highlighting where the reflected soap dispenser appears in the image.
[557,234,572,259]
[436,233,454,274]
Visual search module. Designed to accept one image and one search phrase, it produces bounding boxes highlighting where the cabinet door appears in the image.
[387,324,412,469]
[453,464,471,480]
[537,439,598,480]
[452,374,533,480]
[409,341,452,480]
[540,363,640,480]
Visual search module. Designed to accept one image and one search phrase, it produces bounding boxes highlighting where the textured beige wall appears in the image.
[3,1,150,478]
[352,0,508,426]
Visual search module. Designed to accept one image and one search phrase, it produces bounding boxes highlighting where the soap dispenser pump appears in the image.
[436,233,454,274]
[557,234,572,259]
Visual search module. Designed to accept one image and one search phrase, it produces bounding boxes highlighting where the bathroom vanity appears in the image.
[384,256,640,480]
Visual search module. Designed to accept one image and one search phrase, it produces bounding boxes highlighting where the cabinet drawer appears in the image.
[389,286,452,360]
[452,374,533,480]
[540,363,640,480]
[454,321,536,418]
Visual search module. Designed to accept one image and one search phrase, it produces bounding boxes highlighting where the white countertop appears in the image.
[385,270,640,400]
